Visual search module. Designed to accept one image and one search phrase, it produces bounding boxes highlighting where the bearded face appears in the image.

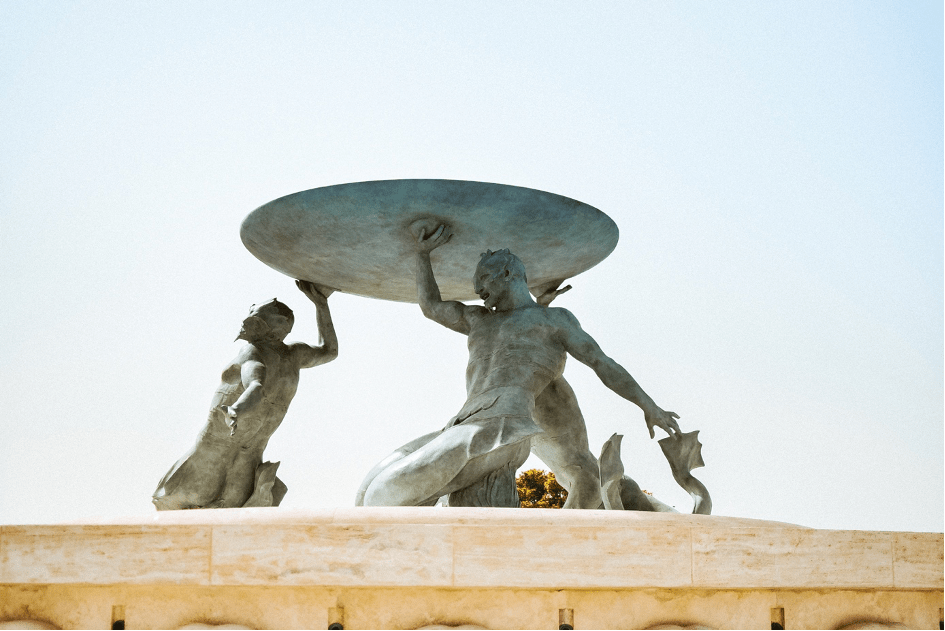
[235,302,293,342]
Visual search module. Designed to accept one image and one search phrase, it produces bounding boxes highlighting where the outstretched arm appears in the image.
[557,309,680,439]
[415,225,485,335]
[294,280,339,368]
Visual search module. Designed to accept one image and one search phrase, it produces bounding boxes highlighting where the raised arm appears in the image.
[294,280,339,368]
[556,308,680,439]
[415,225,485,335]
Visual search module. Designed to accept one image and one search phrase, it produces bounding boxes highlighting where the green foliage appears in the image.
[516,468,568,508]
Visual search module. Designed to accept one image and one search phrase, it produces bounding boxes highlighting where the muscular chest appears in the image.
[220,347,299,392]
[468,309,563,359]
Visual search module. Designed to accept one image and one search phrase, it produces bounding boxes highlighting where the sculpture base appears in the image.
[1,508,941,630]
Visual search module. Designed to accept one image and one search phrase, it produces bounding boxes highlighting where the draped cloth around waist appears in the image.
[446,386,544,462]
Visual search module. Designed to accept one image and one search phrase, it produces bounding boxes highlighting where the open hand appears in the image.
[536,283,572,307]
[296,279,334,302]
[645,407,681,440]
[219,405,238,436]
[416,224,452,253]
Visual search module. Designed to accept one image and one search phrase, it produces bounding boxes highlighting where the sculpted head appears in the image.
[236,299,294,343]
[474,249,528,309]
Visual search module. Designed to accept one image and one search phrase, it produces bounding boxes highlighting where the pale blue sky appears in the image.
[1,1,942,532]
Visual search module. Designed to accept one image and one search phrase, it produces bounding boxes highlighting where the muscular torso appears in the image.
[463,306,603,508]
[208,343,301,448]
[465,305,567,401]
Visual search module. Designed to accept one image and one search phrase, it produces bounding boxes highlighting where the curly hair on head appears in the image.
[477,248,527,282]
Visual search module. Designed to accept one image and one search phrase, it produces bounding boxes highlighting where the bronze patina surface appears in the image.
[240,179,618,302]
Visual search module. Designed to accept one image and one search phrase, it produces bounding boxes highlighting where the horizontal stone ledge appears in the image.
[2,508,941,590]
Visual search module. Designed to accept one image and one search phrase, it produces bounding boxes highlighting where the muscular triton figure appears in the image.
[153,280,338,510]
[357,225,680,507]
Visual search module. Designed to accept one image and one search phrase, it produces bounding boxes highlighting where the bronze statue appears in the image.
[152,280,337,510]
[356,226,680,507]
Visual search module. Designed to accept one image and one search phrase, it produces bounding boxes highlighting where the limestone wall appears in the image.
[1,508,941,630]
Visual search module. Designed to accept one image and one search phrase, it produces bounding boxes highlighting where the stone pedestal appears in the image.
[1,508,941,629]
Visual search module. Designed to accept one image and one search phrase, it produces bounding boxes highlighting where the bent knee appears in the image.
[362,472,418,506]
[362,456,458,507]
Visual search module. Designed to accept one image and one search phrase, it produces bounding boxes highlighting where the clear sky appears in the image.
[1,1,942,532]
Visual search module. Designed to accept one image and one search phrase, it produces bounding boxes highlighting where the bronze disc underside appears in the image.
[240,179,619,303]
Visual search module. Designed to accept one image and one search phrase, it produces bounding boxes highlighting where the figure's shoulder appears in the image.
[233,342,266,364]
[286,341,310,353]
[286,340,331,363]
[544,305,580,325]
[463,304,492,323]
